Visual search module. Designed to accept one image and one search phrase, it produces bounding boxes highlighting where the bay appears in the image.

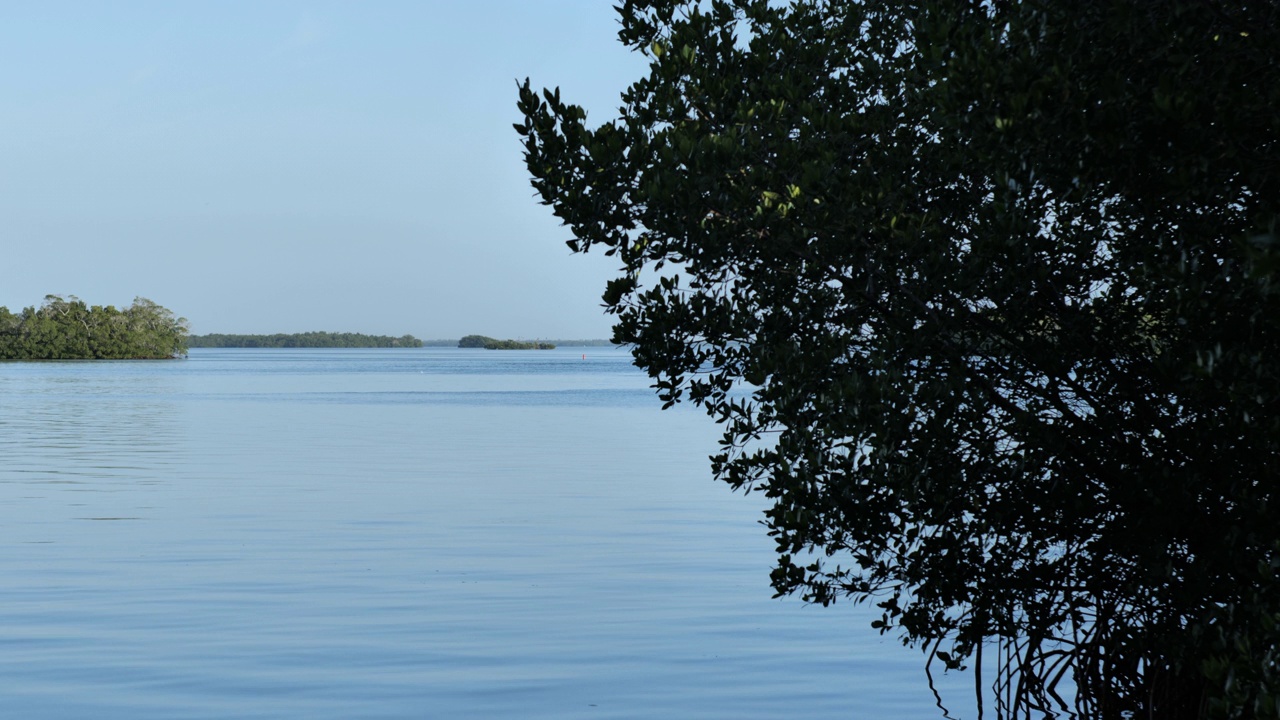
[0,348,969,718]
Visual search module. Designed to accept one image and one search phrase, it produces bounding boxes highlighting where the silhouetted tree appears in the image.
[519,1,1280,717]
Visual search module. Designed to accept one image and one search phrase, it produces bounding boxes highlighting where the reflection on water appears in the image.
[0,349,968,719]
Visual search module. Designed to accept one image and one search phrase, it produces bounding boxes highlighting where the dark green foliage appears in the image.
[188,332,423,348]
[458,334,498,348]
[458,334,555,349]
[0,295,188,360]
[519,1,1280,717]
[482,339,555,350]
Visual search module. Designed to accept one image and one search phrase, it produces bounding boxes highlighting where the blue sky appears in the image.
[0,1,648,338]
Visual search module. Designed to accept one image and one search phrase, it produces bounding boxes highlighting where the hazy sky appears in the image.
[0,1,649,338]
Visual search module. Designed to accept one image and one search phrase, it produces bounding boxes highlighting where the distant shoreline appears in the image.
[421,339,617,348]
[188,332,422,348]
[456,334,614,349]
[189,334,615,349]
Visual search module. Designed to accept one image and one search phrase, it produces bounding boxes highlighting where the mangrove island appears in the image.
[458,334,555,350]
[0,295,189,360]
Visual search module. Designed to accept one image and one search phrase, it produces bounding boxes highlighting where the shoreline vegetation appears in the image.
[0,295,189,360]
[458,334,554,350]
[1,301,613,356]
[187,334,612,349]
[188,332,423,348]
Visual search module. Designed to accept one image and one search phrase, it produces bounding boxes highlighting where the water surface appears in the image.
[0,348,967,718]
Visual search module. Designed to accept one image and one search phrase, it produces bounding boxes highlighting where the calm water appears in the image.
[0,348,968,719]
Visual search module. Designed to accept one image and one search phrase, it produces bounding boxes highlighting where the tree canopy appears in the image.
[458,334,499,348]
[519,1,1280,717]
[0,295,188,360]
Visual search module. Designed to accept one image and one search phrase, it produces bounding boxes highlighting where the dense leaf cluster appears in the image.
[458,334,498,348]
[188,332,423,348]
[519,1,1280,717]
[0,295,188,360]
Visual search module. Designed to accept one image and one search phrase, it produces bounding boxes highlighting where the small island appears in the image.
[0,295,188,360]
[188,332,423,348]
[458,334,555,350]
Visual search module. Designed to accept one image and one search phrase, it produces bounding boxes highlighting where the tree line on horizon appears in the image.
[0,295,188,360]
[424,338,613,347]
[457,334,555,350]
[188,332,423,348]
[185,334,612,349]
